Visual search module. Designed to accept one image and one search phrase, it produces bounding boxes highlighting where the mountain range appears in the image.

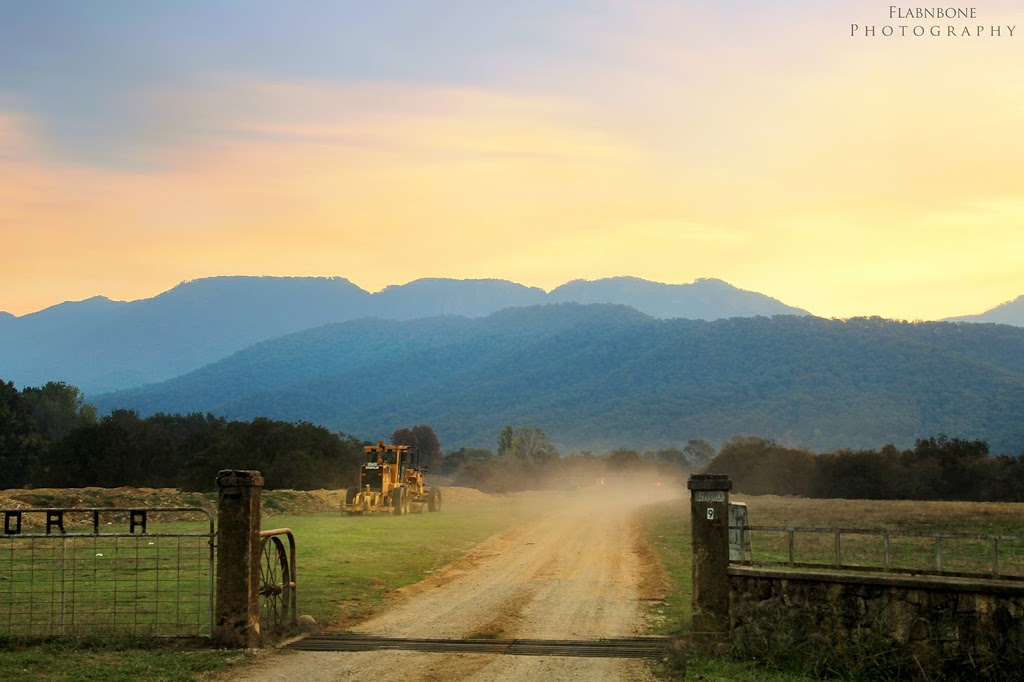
[946,294,1024,326]
[88,305,1024,456]
[0,275,807,393]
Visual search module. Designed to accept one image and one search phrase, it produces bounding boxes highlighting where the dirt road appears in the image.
[223,487,676,682]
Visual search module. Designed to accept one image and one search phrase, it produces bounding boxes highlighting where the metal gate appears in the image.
[0,507,215,638]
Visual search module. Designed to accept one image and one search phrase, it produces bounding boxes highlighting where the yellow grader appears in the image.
[341,441,443,515]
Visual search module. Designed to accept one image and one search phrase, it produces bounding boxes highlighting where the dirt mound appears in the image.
[0,485,492,515]
[0,487,214,511]
[273,486,493,513]
[436,486,494,504]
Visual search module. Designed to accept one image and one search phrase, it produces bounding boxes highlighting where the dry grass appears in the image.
[736,495,1024,534]
[734,495,1024,577]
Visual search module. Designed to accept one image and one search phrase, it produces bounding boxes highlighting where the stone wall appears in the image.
[728,566,1024,679]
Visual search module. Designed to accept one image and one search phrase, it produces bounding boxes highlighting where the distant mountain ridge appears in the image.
[93,305,1024,456]
[549,276,801,318]
[946,294,1024,326]
[0,275,808,393]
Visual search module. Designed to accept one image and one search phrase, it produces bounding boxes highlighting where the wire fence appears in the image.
[731,524,1024,580]
[0,507,215,638]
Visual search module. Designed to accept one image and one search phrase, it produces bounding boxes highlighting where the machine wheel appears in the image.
[391,487,406,516]
[343,487,357,505]
[428,487,442,512]
[259,536,291,638]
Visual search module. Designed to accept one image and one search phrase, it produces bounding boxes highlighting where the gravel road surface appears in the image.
[216,486,676,682]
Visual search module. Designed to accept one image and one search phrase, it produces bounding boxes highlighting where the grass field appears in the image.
[638,493,1024,681]
[0,532,214,639]
[0,493,547,681]
[261,493,548,629]
[734,494,1024,577]
[5,490,1024,681]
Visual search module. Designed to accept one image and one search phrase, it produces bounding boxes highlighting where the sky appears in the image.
[2,1,1023,320]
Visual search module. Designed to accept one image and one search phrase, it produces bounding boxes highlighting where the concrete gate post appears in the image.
[688,473,732,639]
[214,469,264,648]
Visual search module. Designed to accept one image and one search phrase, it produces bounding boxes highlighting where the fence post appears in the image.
[688,473,732,640]
[214,469,264,648]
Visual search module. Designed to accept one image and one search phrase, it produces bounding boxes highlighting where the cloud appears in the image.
[3,1,1023,319]
[1,80,697,312]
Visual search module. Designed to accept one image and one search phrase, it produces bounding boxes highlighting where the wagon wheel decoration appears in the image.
[259,535,291,636]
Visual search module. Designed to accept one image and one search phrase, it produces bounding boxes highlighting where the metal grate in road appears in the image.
[287,634,671,659]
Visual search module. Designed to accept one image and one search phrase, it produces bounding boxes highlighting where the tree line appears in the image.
[1,379,366,491]
[0,379,707,493]
[5,378,1024,501]
[706,434,1024,502]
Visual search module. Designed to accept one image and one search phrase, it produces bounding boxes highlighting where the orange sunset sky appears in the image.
[2,2,1023,320]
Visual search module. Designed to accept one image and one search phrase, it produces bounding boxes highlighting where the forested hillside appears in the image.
[95,305,1024,455]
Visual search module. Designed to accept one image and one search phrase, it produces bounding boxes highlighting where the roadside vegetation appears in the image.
[639,494,1024,681]
[641,497,818,681]
[0,638,245,682]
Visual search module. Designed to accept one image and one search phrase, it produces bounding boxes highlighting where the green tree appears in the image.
[412,424,441,470]
[508,427,559,463]
[683,439,716,470]
[904,434,990,499]
[655,447,688,470]
[38,413,137,487]
[606,448,642,470]
[441,447,494,476]
[392,424,442,470]
[21,381,97,444]
[0,379,43,487]
[813,449,903,500]
[392,428,415,448]
[708,436,816,496]
[498,425,514,457]
[35,410,364,491]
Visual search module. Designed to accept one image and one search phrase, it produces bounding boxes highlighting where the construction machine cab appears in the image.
[359,441,410,492]
[342,439,441,515]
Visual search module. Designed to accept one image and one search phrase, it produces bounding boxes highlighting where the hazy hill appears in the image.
[373,278,546,317]
[549,276,806,318]
[0,275,809,393]
[94,306,1024,456]
[947,295,1024,326]
[0,277,370,393]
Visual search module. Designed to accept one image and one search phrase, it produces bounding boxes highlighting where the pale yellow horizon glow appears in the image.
[3,4,1023,320]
